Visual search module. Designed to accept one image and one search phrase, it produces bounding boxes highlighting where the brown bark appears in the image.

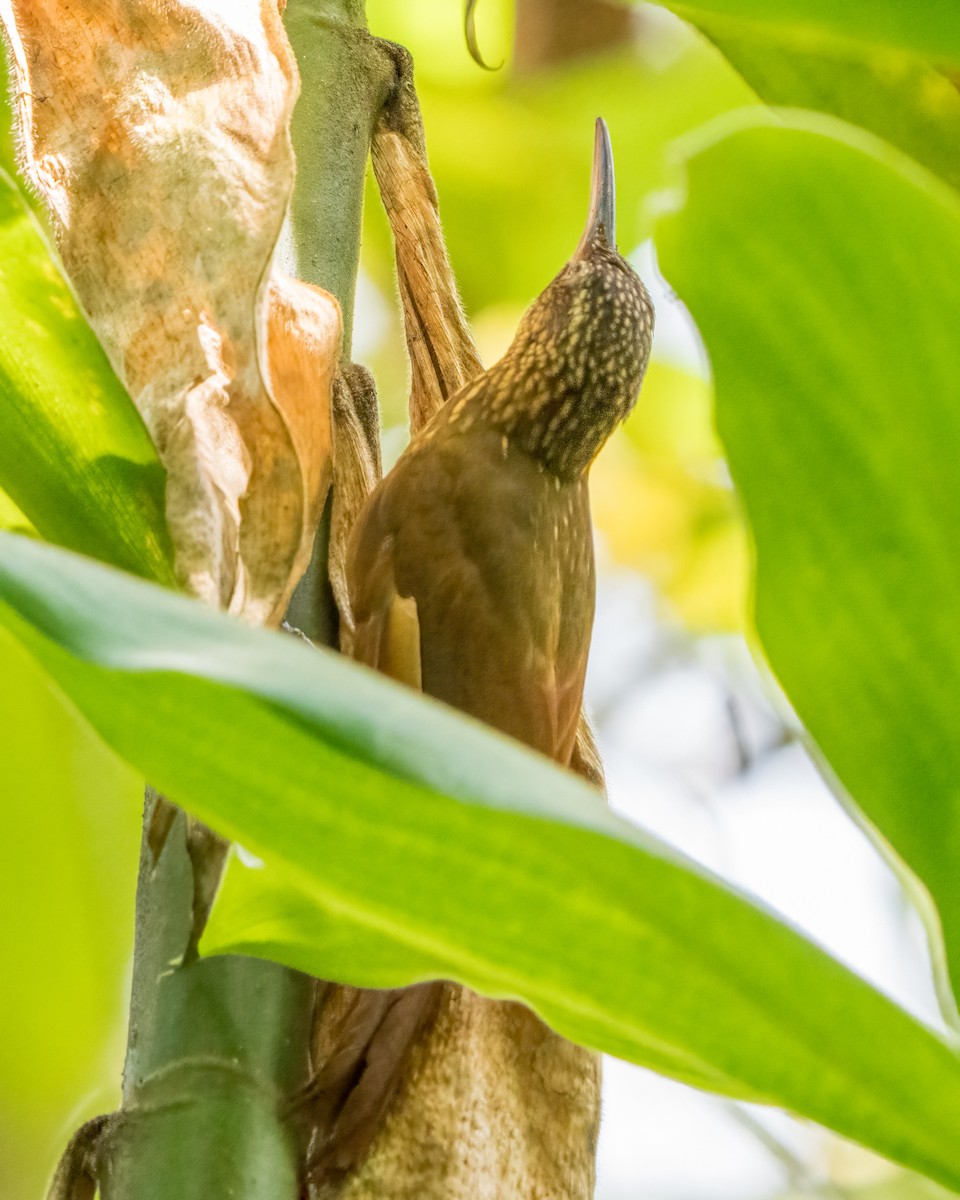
[318,989,600,1199]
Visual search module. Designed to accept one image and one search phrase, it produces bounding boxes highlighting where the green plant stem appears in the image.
[283,0,393,639]
[284,0,394,352]
[100,795,314,1200]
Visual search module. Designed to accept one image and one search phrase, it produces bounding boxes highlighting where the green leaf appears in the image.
[655,114,960,1014]
[695,17,960,193]
[0,488,35,538]
[4,538,960,1190]
[0,170,175,584]
[648,0,960,66]
[0,624,141,1199]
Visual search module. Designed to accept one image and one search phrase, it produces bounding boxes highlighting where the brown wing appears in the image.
[347,505,422,691]
[360,420,593,766]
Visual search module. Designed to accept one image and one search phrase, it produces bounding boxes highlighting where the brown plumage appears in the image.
[349,119,652,764]
[306,120,653,1198]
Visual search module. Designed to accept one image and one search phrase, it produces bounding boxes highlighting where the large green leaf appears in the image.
[0,170,174,583]
[4,538,960,1190]
[0,624,141,1200]
[694,18,960,193]
[648,0,960,66]
[655,115,960,1011]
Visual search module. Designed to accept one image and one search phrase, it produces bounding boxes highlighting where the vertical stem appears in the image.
[283,0,394,639]
[283,0,393,355]
[99,797,315,1200]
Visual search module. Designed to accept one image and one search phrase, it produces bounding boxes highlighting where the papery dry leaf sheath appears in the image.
[1,0,340,623]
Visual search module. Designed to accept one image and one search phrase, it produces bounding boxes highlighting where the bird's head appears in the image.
[487,119,654,480]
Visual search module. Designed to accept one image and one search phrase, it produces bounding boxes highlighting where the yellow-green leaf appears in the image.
[656,112,960,1012]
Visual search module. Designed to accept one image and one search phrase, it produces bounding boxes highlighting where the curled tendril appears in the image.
[464,0,502,71]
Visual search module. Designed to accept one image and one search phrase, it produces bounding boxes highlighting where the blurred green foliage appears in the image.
[365,3,755,314]
[0,487,35,538]
[0,625,141,1200]
[365,1,753,311]
[592,360,747,630]
[644,0,960,65]
[696,17,960,191]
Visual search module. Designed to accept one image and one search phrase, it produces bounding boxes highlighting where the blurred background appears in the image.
[0,1,951,1197]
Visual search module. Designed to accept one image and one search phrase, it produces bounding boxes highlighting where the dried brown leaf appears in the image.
[324,48,481,644]
[264,273,340,610]
[1,0,339,623]
[371,48,482,437]
[330,363,382,652]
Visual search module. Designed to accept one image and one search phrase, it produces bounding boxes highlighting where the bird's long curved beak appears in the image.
[574,117,616,260]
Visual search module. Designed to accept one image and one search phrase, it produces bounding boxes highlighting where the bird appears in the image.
[347,117,653,764]
[306,118,654,1197]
